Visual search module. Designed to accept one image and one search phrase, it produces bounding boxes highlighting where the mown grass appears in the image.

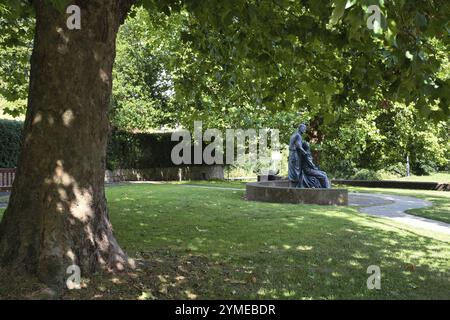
[391,171,450,183]
[104,183,449,299]
[180,181,450,225]
[0,182,449,299]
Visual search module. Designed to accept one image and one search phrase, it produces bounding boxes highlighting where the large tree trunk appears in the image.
[0,0,134,289]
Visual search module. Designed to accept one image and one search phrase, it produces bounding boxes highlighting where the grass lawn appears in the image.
[175,180,450,225]
[388,171,450,183]
[0,182,449,299]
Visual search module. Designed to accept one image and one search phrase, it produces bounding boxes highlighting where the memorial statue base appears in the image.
[246,180,348,206]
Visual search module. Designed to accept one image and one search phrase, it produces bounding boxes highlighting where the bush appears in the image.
[107,130,177,170]
[0,119,23,168]
[351,169,382,181]
[385,162,407,176]
[322,159,356,179]
[0,124,204,171]
[413,159,438,176]
[106,130,213,170]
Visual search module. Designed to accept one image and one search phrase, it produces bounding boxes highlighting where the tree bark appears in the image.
[0,0,134,289]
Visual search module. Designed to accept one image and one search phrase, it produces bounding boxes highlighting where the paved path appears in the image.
[181,185,450,235]
[0,192,9,209]
[181,185,245,191]
[349,192,450,235]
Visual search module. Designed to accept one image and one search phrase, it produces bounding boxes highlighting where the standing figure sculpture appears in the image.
[287,123,331,189]
[288,124,307,187]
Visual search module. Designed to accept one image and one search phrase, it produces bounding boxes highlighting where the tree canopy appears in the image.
[2,0,449,116]
[1,0,449,174]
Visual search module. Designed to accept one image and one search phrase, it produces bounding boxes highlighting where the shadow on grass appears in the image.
[1,184,448,299]
[104,184,450,299]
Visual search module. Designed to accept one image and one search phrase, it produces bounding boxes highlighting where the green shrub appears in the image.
[0,125,205,171]
[413,159,438,176]
[107,130,176,170]
[351,169,382,181]
[0,119,23,168]
[385,162,407,176]
[376,169,399,180]
[326,161,356,179]
[106,130,211,170]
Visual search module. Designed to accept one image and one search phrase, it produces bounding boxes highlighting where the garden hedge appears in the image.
[0,124,192,170]
[0,119,23,168]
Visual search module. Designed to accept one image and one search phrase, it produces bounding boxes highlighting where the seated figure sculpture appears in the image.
[288,123,331,189]
[300,141,331,189]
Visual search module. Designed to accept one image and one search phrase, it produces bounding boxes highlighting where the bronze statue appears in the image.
[288,124,307,187]
[288,123,331,189]
[300,141,331,188]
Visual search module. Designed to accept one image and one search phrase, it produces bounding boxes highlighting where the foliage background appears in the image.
[110,8,450,177]
[0,4,449,177]
[0,119,23,168]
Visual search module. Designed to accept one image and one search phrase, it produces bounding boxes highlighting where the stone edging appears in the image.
[332,179,450,191]
[246,180,348,206]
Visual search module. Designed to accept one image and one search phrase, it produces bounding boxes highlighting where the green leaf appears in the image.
[385,27,397,47]
[330,0,347,25]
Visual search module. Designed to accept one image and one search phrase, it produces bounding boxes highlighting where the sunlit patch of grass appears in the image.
[176,179,247,189]
[105,183,450,299]
[392,172,450,183]
[1,181,449,299]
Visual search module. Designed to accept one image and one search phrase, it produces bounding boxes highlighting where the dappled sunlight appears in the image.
[103,182,450,299]
[98,68,110,84]
[7,182,443,298]
[66,249,76,264]
[61,109,75,127]
[55,27,70,55]
[32,112,43,125]
[0,132,133,292]
[48,160,94,223]
[296,245,313,251]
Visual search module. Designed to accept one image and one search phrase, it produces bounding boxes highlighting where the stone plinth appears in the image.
[246,180,348,206]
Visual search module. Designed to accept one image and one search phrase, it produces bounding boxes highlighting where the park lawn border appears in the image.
[1,182,449,299]
[175,180,450,225]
